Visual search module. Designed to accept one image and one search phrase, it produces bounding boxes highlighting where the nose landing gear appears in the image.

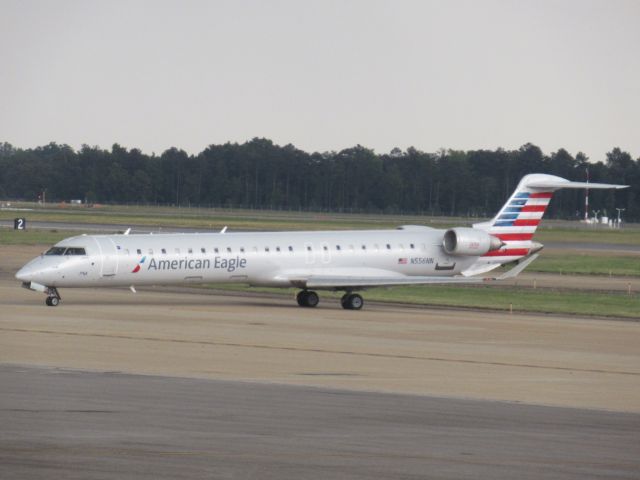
[45,287,61,307]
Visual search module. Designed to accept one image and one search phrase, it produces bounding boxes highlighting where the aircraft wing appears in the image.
[287,254,538,289]
[297,275,485,289]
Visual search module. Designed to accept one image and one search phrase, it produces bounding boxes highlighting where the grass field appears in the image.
[206,283,640,319]
[534,228,640,245]
[527,252,640,276]
[0,229,75,245]
[0,207,413,231]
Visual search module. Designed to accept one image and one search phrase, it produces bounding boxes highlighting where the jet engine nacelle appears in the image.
[442,228,504,256]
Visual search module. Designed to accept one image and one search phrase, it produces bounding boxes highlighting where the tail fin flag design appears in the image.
[473,174,628,263]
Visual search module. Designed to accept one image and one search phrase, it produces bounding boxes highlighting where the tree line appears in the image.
[0,139,637,221]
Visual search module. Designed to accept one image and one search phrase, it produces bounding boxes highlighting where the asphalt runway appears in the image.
[2,243,640,478]
[2,364,639,480]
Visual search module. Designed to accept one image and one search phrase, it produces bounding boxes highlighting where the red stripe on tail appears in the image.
[520,205,547,212]
[514,219,540,226]
[529,192,553,199]
[494,233,534,241]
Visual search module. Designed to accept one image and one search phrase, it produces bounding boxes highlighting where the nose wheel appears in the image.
[45,288,61,307]
[45,297,59,307]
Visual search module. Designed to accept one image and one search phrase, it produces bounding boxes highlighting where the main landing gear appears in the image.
[45,287,61,307]
[296,290,364,310]
[296,290,319,308]
[341,293,364,310]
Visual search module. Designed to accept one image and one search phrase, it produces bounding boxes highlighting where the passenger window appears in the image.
[161,248,167,254]
[188,248,193,254]
[175,248,180,254]
[265,247,270,252]
[307,246,312,252]
[148,249,153,255]
[240,247,245,253]
[361,245,366,250]
[227,247,232,253]
[336,245,341,251]
[214,248,219,254]
[137,249,142,255]
[323,246,328,251]
[201,248,206,254]
[276,247,280,252]
[410,243,415,249]
[288,246,293,252]
[386,244,391,250]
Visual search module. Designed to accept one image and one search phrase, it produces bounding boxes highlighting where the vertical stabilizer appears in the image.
[473,173,627,264]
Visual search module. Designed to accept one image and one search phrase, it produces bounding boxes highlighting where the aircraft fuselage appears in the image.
[16,227,475,289]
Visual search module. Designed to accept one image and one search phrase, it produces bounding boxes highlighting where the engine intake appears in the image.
[443,228,504,256]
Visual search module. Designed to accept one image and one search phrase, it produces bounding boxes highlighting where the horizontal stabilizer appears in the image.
[496,254,539,280]
[526,180,628,190]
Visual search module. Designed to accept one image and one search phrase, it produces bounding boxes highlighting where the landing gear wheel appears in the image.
[305,291,319,308]
[46,296,60,307]
[45,287,61,307]
[296,290,319,308]
[296,290,307,306]
[341,293,363,310]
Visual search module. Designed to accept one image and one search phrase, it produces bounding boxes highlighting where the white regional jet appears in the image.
[16,174,627,309]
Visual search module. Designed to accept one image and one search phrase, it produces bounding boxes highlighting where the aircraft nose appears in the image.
[15,262,44,283]
[15,265,33,283]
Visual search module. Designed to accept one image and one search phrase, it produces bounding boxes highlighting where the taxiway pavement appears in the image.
[2,364,639,480]
[2,243,640,478]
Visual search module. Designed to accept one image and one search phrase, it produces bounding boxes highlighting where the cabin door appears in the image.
[93,237,119,277]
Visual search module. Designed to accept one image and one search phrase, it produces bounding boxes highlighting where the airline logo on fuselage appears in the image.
[132,256,146,273]
[144,256,247,273]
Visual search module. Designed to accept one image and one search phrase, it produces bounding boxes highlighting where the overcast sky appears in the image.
[1,0,638,162]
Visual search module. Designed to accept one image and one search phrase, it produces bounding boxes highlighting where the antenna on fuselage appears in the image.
[220,226,228,234]
[123,228,131,235]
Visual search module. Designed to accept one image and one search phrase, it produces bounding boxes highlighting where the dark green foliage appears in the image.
[0,139,637,220]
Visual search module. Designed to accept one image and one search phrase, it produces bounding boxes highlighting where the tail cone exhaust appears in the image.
[529,242,544,255]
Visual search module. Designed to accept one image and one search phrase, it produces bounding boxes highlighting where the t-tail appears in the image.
[471,173,628,268]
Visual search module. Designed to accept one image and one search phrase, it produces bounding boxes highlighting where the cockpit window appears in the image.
[64,247,86,256]
[45,247,66,256]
